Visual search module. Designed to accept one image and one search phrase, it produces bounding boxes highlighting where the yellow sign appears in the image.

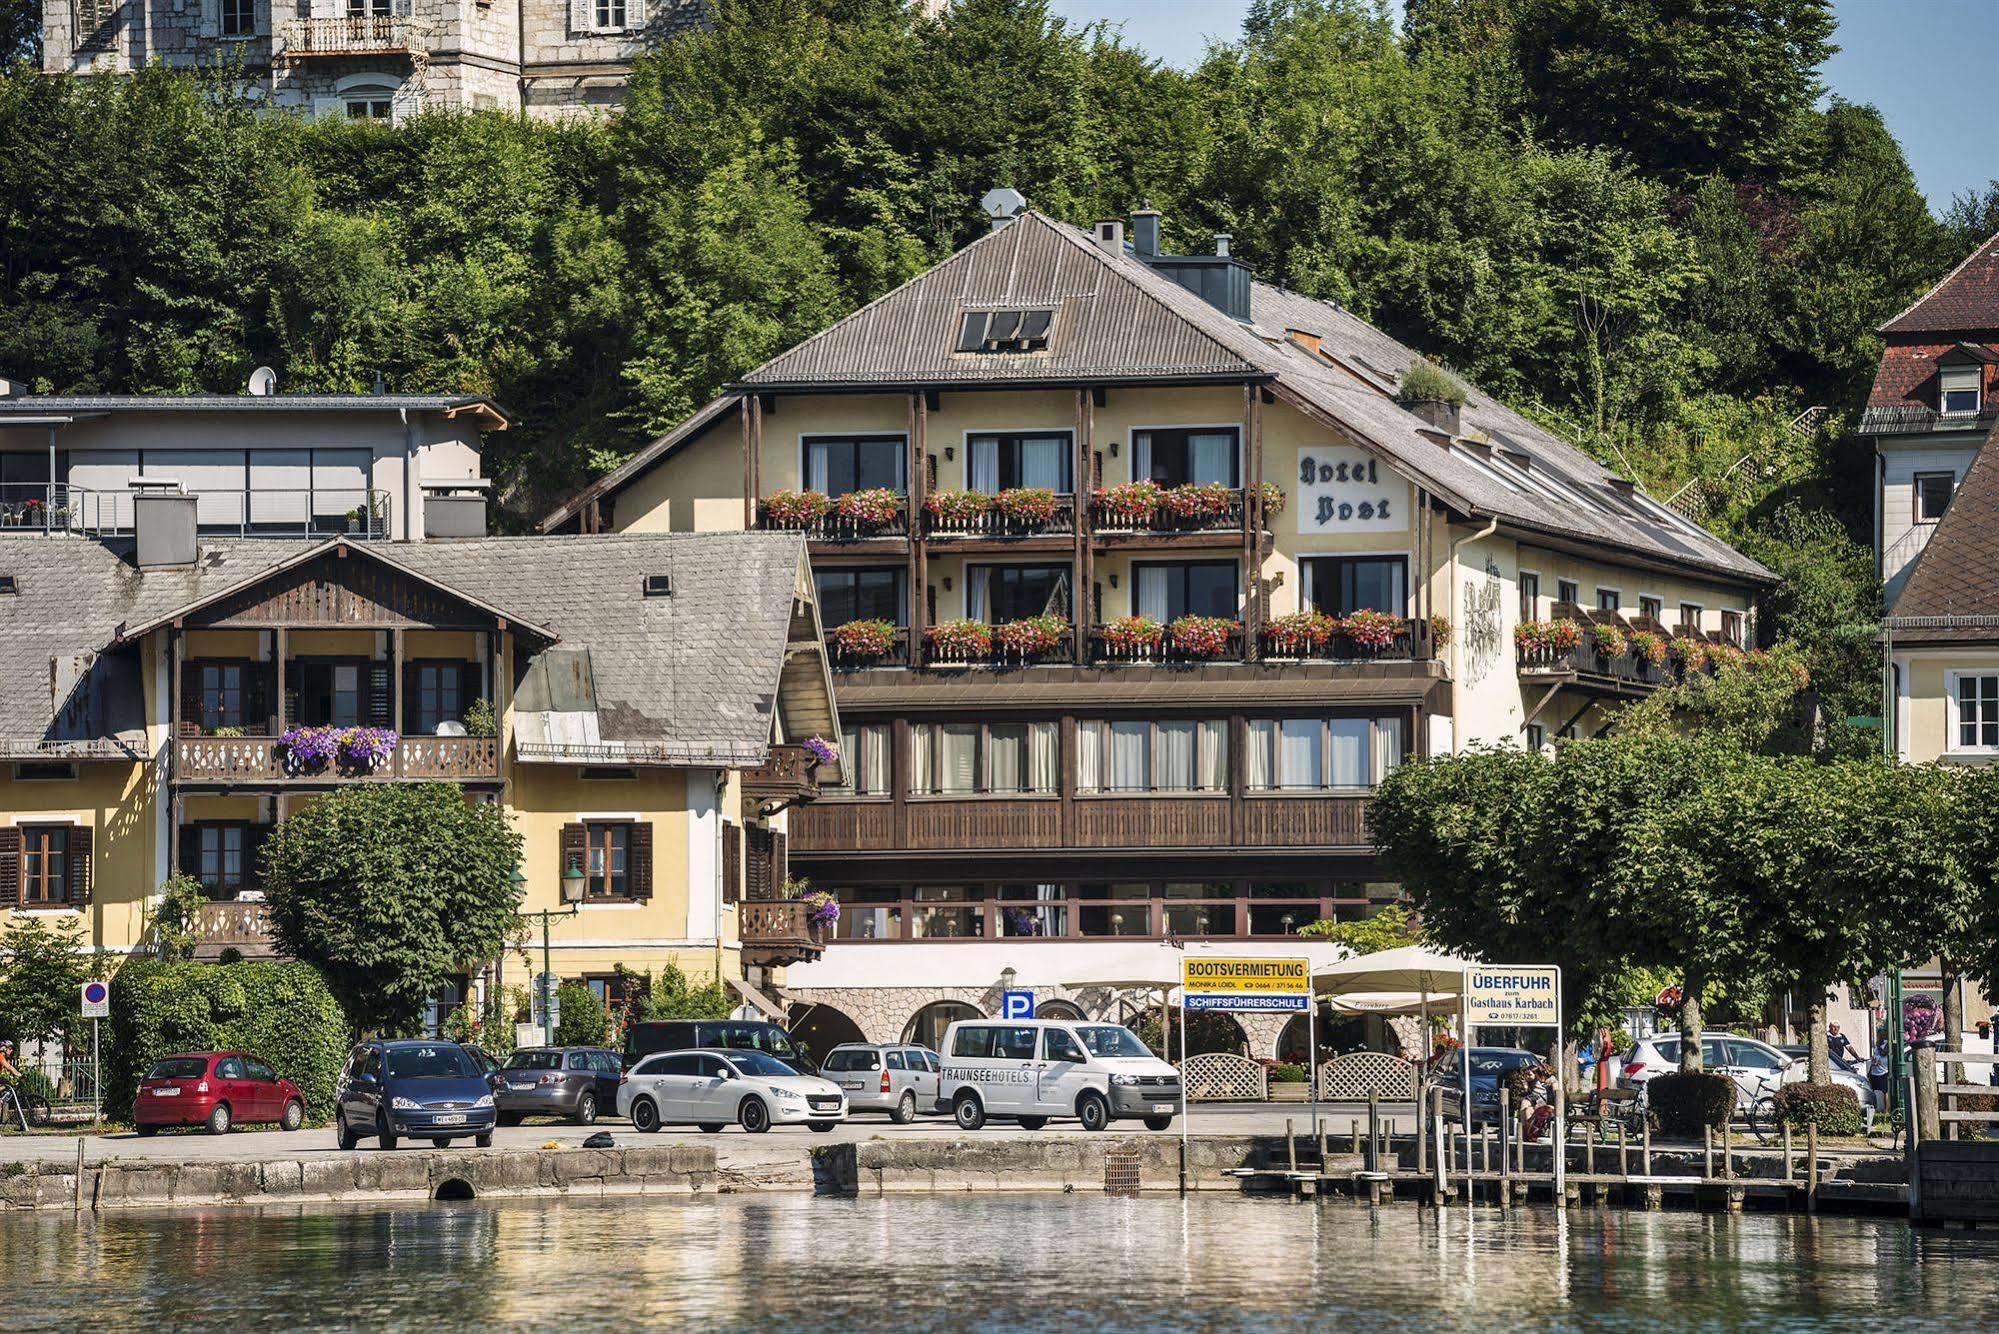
[1181,957,1311,1013]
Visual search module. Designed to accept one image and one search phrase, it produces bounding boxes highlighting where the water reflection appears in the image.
[10,1194,1999,1331]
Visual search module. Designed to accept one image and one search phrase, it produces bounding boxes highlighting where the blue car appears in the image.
[1434,1047,1542,1125]
[335,1039,499,1150]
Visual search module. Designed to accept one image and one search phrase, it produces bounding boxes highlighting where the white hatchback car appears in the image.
[617,1048,847,1134]
[1621,1032,1875,1112]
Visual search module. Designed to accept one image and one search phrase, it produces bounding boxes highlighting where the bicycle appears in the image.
[0,1080,52,1131]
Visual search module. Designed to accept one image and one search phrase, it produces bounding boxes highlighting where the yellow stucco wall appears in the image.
[1895,651,1999,766]
[0,761,158,956]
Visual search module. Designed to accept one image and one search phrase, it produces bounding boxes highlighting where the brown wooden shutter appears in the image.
[368,662,393,728]
[0,827,18,909]
[559,822,586,888]
[772,831,786,892]
[179,662,204,737]
[744,826,772,900]
[69,825,93,908]
[722,822,740,905]
[628,822,653,900]
[178,824,203,883]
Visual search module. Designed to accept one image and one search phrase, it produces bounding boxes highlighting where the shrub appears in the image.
[1267,1062,1307,1084]
[1772,1081,1862,1137]
[1646,1070,1735,1137]
[1395,358,1467,406]
[106,959,350,1123]
[553,980,607,1047]
[463,697,497,738]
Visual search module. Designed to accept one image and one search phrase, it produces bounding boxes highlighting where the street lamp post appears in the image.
[522,860,587,1045]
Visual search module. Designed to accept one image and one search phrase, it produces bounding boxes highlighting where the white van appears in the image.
[938,1018,1181,1131]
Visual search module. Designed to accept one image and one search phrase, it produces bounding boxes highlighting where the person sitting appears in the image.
[1521,1063,1558,1142]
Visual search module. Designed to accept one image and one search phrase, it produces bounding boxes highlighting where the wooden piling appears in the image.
[1617,1119,1628,1178]
[1806,1123,1818,1214]
[1781,1122,1793,1181]
[1498,1089,1511,1182]
[1585,1120,1596,1175]
[1703,1126,1714,1181]
[1351,1119,1362,1155]
[1367,1092,1379,1173]
[1286,1120,1298,1173]
[1642,1120,1652,1176]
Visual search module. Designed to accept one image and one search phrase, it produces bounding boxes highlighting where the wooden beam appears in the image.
[1074,389,1091,664]
[909,391,928,664]
[1242,383,1261,662]
[390,627,405,777]
[741,396,758,530]
[274,627,287,734]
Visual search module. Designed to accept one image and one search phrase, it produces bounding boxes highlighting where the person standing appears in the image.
[1827,1023,1856,1066]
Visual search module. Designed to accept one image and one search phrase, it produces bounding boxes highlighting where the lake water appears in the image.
[9,1193,1999,1330]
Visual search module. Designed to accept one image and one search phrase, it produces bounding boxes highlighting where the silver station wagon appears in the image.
[820,1043,943,1123]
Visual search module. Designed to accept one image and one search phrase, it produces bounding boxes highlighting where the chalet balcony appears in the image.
[826,625,913,671]
[1258,617,1439,663]
[190,900,280,962]
[756,492,909,542]
[1089,485,1247,537]
[276,16,418,58]
[741,743,823,806]
[921,493,1077,540]
[738,899,826,970]
[175,735,500,786]
[1088,621,1247,665]
[924,622,1077,668]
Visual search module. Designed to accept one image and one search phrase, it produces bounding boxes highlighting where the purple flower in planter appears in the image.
[339,727,399,766]
[279,725,340,771]
[803,736,839,769]
[800,889,840,926]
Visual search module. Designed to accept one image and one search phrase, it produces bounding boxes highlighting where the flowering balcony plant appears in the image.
[831,618,899,660]
[1426,614,1454,650]
[798,889,841,928]
[1254,481,1286,517]
[992,487,1063,527]
[833,487,903,529]
[1158,481,1234,521]
[1091,480,1162,524]
[993,614,1068,656]
[925,618,993,657]
[761,488,832,529]
[1515,619,1582,657]
[1168,614,1239,658]
[1341,609,1406,651]
[1706,642,1746,672]
[1262,610,1338,654]
[1589,624,1628,659]
[279,725,398,773]
[1668,636,1709,672]
[1098,614,1163,652]
[923,489,991,524]
[802,736,840,770]
[1629,630,1668,667]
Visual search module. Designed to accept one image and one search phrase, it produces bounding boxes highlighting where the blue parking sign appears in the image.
[1001,989,1035,1020]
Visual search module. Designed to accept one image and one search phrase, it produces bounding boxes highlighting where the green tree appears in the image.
[0,915,86,1049]
[260,784,524,1036]
[1296,903,1418,954]
[553,980,608,1046]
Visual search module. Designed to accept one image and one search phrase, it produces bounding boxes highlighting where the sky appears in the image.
[1045,0,1998,212]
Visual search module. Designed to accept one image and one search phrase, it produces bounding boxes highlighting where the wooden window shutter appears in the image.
[368,662,393,728]
[628,823,653,900]
[178,826,203,883]
[722,822,740,905]
[69,825,93,908]
[559,822,586,886]
[179,664,204,737]
[772,831,786,890]
[404,662,421,729]
[745,826,773,900]
[0,827,18,909]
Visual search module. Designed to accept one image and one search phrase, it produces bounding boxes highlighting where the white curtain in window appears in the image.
[1375,717,1404,783]
[1029,722,1058,793]
[832,725,860,794]
[1198,719,1228,790]
[1134,565,1171,622]
[859,724,890,795]
[1279,719,1322,789]
[1077,721,1103,793]
[1190,432,1235,485]
[967,566,992,622]
[968,438,1000,494]
[1328,719,1370,787]
[1247,720,1273,790]
[804,442,830,494]
[989,725,1025,793]
[911,724,935,795]
[1155,721,1195,791]
[1021,438,1066,491]
[1109,721,1149,791]
[1131,434,1152,486]
[941,724,979,793]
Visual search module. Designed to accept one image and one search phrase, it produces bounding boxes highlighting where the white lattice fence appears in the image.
[1319,1051,1416,1101]
[1176,1051,1268,1102]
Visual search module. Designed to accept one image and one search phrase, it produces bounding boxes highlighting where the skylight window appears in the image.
[956,308,1054,354]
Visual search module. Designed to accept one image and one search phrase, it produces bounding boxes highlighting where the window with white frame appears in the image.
[1954,673,1999,751]
[1915,472,1956,524]
[829,722,891,796]
[911,721,1057,795]
[1077,719,1228,794]
[344,92,394,121]
[595,0,628,29]
[1941,364,1983,416]
[1247,716,1404,791]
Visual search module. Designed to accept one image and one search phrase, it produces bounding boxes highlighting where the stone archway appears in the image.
[1035,999,1085,1020]
[903,1000,984,1052]
[787,1001,867,1067]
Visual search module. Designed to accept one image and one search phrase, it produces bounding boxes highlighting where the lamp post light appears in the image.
[523,860,587,1045]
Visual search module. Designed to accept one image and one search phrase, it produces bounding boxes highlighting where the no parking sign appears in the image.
[80,979,109,1019]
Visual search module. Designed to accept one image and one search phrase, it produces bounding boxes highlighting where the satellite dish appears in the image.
[980,187,1027,223]
[247,366,278,396]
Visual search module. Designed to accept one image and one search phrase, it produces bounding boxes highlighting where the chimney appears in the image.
[129,479,197,569]
[1403,398,1462,437]
[421,479,491,539]
[1213,233,1232,257]
[1092,219,1125,255]
[1131,207,1161,259]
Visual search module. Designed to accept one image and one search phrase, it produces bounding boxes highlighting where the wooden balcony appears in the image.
[175,735,501,785]
[1090,487,1246,538]
[924,627,1077,669]
[738,899,825,970]
[276,16,417,58]
[1087,622,1247,665]
[756,497,909,542]
[741,743,822,805]
[828,626,913,671]
[190,900,280,962]
[789,793,1369,854]
[922,495,1077,541]
[1258,619,1438,663]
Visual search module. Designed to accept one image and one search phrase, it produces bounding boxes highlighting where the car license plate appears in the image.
[431,1113,466,1125]
[1151,1104,1173,1114]
[152,1087,181,1097]
[510,1082,535,1091]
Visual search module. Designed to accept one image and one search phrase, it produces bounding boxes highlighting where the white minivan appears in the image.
[938,1018,1181,1132]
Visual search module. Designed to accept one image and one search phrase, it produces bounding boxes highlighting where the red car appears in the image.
[134,1051,306,1135]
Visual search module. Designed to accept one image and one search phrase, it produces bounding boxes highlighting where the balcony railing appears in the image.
[756,495,909,541]
[1087,622,1246,665]
[175,735,500,784]
[1517,639,1674,687]
[922,495,1077,538]
[925,626,1077,668]
[0,484,391,539]
[741,743,823,804]
[277,16,417,57]
[826,625,912,671]
[1258,619,1437,662]
[1090,487,1246,535]
[191,899,279,962]
[738,899,826,968]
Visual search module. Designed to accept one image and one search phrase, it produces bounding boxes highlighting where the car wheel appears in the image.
[698,1123,725,1133]
[377,1114,398,1151]
[953,1091,986,1131]
[206,1102,232,1135]
[475,1132,493,1148]
[739,1098,771,1134]
[497,1111,524,1127]
[432,1137,453,1148]
[135,1123,159,1138]
[890,1090,917,1125]
[807,1120,837,1133]
[281,1099,305,1132]
[1015,1116,1047,1131]
[574,1091,598,1126]
[1076,1091,1109,1132]
[1143,1115,1173,1132]
[336,1116,359,1151]
[631,1097,662,1134]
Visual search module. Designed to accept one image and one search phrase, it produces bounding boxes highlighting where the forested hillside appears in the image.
[2,0,1994,716]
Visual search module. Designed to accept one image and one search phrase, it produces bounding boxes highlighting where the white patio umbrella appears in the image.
[1325,989,1463,1016]
[1311,944,1478,998]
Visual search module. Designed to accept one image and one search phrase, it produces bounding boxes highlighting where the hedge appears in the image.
[553,980,607,1047]
[106,959,350,1123]
[1646,1071,1735,1136]
[1772,1081,1863,1137]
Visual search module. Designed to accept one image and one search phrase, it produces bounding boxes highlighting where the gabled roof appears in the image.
[543,211,1770,585]
[1887,417,1999,639]
[1880,232,1999,336]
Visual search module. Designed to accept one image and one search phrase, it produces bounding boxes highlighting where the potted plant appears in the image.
[925,618,993,660]
[833,487,903,530]
[924,489,992,528]
[1629,630,1668,668]
[798,888,841,930]
[803,736,839,770]
[832,618,899,661]
[1091,480,1162,525]
[760,488,833,529]
[1159,481,1234,523]
[1263,609,1338,656]
[1168,614,1239,659]
[993,614,1067,657]
[1341,609,1406,652]
[1427,614,1454,651]
[1590,624,1628,659]
[1669,636,1709,673]
[1265,1061,1310,1102]
[992,486,1062,528]
[1098,614,1163,654]
[338,726,399,768]
[1254,481,1286,518]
